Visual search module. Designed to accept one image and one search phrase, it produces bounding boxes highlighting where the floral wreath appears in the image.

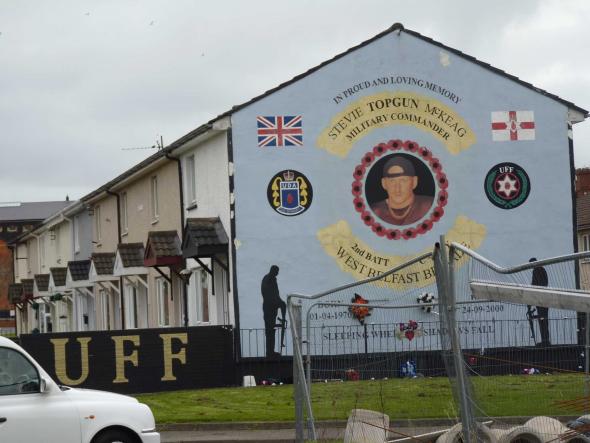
[395,320,423,341]
[351,140,448,240]
[349,293,372,325]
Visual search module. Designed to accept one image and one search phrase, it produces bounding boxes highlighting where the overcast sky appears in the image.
[1,0,589,202]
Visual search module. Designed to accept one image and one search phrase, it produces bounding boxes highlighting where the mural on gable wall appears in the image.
[231,28,578,356]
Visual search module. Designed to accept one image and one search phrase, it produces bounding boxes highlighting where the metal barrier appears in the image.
[286,240,590,443]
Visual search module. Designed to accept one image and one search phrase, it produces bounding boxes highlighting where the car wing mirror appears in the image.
[39,377,48,393]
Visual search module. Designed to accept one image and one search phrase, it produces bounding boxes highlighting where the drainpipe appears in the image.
[106,190,124,330]
[165,151,188,327]
[7,244,18,337]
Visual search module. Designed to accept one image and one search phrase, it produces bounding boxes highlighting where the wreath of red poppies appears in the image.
[351,139,448,240]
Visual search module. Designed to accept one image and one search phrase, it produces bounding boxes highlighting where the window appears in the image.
[0,347,40,395]
[186,154,196,205]
[95,206,102,243]
[99,289,109,330]
[40,235,46,269]
[583,234,590,252]
[197,269,209,323]
[125,284,138,329]
[73,216,80,253]
[54,229,61,259]
[157,278,170,327]
[150,176,159,221]
[7,225,18,233]
[121,192,128,234]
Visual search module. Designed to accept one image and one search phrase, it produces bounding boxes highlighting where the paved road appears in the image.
[157,421,451,443]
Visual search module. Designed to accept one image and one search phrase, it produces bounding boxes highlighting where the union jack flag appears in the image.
[257,115,303,147]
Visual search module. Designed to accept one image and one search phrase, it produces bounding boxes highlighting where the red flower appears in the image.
[361,211,374,225]
[389,139,402,150]
[387,229,401,240]
[402,229,416,240]
[406,141,418,152]
[372,224,386,236]
[429,157,442,171]
[353,197,365,212]
[354,165,366,179]
[430,207,445,221]
[416,220,432,234]
[351,181,363,196]
[437,190,448,206]
[362,152,375,165]
[373,144,386,156]
[437,174,448,190]
[419,147,432,161]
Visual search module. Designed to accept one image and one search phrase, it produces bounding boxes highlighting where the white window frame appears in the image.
[150,176,159,222]
[121,192,129,234]
[196,269,210,323]
[40,234,46,270]
[156,277,170,327]
[95,205,102,244]
[125,283,138,329]
[99,289,109,330]
[73,216,80,253]
[185,154,196,206]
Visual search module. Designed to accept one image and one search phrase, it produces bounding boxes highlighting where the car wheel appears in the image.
[93,429,138,443]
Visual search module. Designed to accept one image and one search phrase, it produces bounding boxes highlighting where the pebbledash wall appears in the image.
[230,24,587,352]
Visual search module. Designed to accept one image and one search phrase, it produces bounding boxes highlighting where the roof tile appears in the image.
[91,253,116,275]
[50,267,67,287]
[68,260,91,281]
[8,283,23,304]
[117,243,145,267]
[34,274,50,292]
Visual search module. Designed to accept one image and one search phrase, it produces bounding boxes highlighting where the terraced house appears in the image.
[11,201,92,334]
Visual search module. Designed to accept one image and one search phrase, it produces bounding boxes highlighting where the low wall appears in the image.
[19,326,235,394]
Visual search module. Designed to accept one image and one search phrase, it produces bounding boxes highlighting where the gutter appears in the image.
[106,189,125,330]
[164,151,188,327]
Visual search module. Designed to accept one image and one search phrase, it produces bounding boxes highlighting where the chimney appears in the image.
[576,168,590,196]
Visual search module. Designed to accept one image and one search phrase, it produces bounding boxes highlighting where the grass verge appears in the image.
[135,373,586,424]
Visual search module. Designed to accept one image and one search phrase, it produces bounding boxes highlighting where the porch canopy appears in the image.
[33,274,49,297]
[114,243,148,290]
[22,278,35,302]
[181,217,229,293]
[66,260,94,299]
[144,230,182,267]
[182,218,229,259]
[8,283,23,305]
[90,252,120,296]
[49,267,67,291]
[144,230,183,285]
[66,260,92,288]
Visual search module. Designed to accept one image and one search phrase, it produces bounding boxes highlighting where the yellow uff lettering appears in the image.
[111,335,140,383]
[50,337,91,386]
[160,333,188,381]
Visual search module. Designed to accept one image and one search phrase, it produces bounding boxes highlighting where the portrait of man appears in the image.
[368,155,434,226]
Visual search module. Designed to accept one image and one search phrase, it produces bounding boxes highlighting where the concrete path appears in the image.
[158,421,452,443]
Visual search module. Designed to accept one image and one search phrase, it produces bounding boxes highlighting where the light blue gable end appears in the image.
[229,26,583,339]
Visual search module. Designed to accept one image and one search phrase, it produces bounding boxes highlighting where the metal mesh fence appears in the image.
[288,244,590,442]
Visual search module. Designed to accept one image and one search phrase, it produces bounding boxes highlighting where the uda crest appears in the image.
[267,170,313,216]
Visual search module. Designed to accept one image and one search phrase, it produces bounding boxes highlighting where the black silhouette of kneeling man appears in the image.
[261,265,286,358]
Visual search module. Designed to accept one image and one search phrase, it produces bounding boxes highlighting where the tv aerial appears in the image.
[122,135,164,151]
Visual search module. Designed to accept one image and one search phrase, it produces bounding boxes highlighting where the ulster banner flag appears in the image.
[491,111,535,141]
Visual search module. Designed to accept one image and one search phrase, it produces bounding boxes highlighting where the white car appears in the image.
[0,336,160,443]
